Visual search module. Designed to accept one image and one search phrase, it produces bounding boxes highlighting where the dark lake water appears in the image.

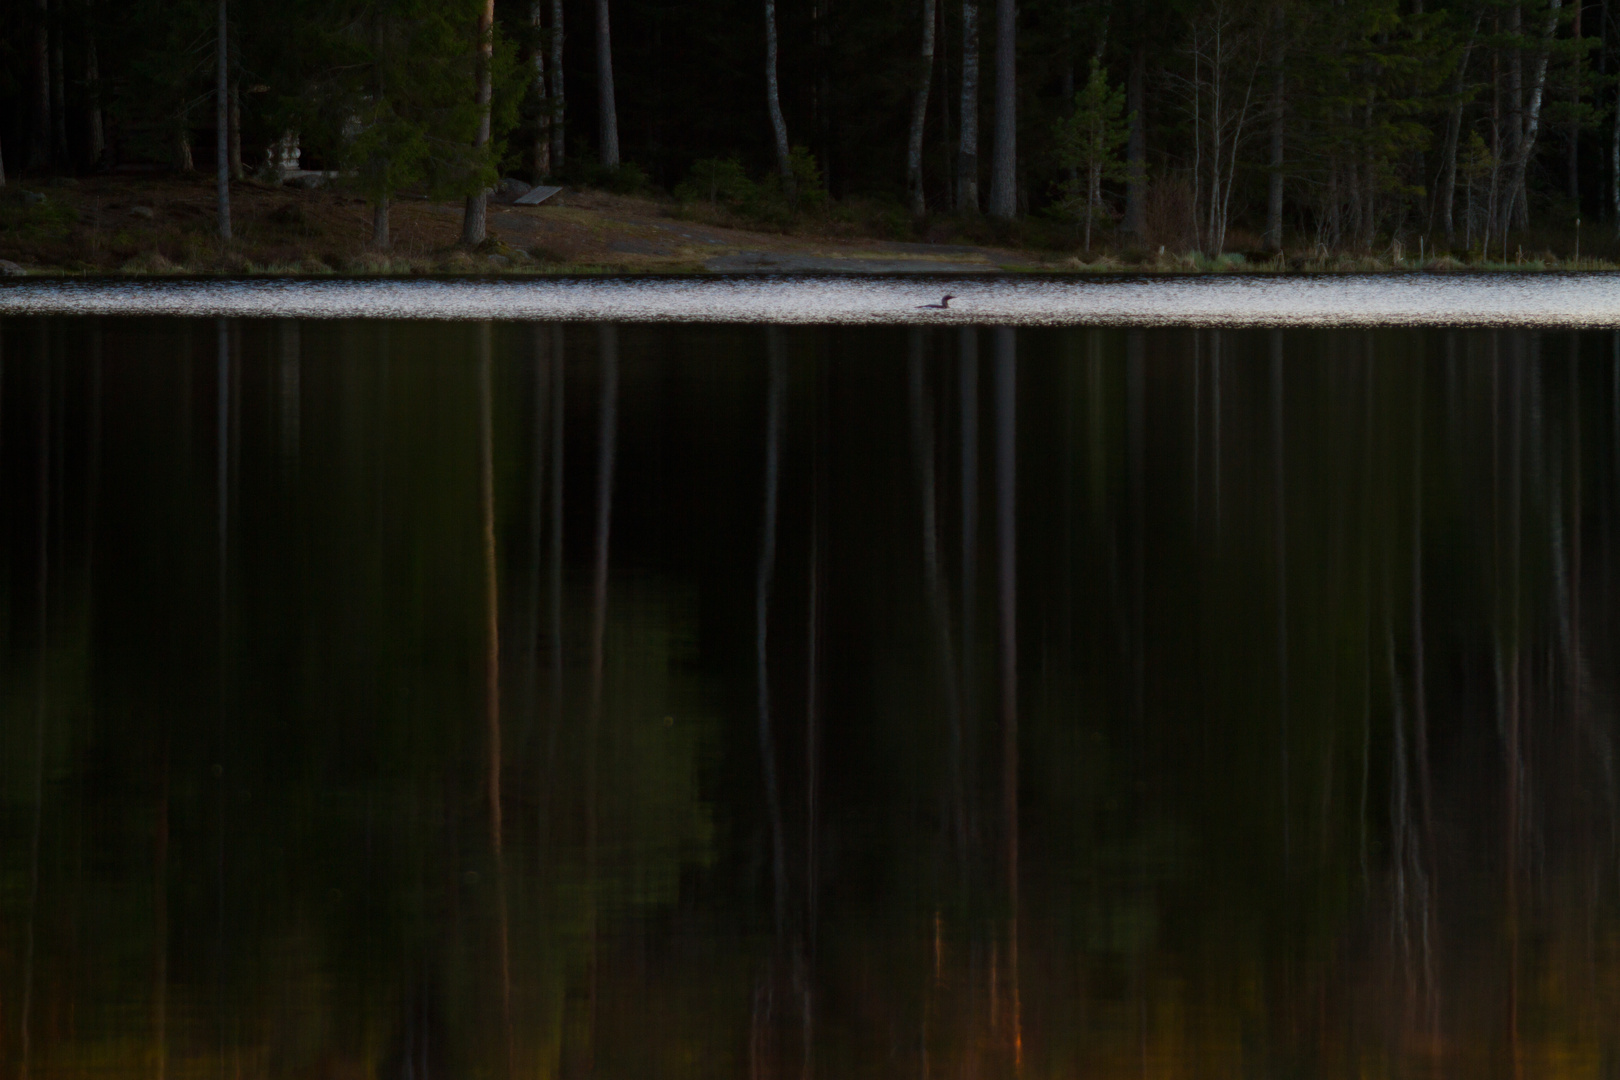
[2,316,1617,1079]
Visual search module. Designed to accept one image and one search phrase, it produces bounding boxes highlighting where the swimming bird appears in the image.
[919,294,955,310]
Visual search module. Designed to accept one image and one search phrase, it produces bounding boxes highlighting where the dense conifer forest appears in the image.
[0,0,1615,256]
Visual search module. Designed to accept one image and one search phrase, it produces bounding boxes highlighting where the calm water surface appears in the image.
[9,273,1620,325]
[1,317,1616,1079]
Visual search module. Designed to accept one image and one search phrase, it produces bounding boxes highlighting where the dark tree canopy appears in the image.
[0,0,1614,253]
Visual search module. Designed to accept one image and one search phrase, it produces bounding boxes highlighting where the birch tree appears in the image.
[906,0,939,215]
[216,0,231,240]
[1500,0,1564,238]
[765,0,793,192]
[988,0,1016,218]
[531,0,550,179]
[958,0,980,210]
[1174,0,1266,254]
[596,0,619,168]
[551,0,565,169]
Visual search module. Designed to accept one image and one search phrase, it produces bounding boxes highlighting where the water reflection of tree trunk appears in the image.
[801,334,824,1080]
[526,329,551,789]
[548,329,566,795]
[1501,340,1524,1080]
[215,318,232,1080]
[993,327,1021,1073]
[1272,333,1289,871]
[279,322,300,476]
[19,329,51,1080]
[478,325,515,1080]
[752,329,793,1080]
[959,328,979,840]
[154,745,170,1080]
[1409,358,1437,1041]
[585,324,619,1075]
[909,331,967,866]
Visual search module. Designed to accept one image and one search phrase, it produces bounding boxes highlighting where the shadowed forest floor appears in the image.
[1,172,1615,276]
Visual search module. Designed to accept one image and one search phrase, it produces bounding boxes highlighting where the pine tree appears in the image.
[1053,57,1131,251]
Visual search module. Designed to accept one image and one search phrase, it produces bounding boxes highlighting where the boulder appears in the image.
[0,260,27,277]
[492,177,532,203]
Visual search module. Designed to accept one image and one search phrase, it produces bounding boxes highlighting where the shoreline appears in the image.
[3,176,1608,280]
[7,272,1620,327]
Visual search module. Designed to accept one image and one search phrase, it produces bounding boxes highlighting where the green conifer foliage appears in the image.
[1053,58,1131,252]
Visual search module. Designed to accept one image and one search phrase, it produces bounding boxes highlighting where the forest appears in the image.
[0,0,1620,259]
[1,0,1618,257]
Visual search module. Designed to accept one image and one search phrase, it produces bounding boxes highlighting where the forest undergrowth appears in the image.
[2,170,1616,277]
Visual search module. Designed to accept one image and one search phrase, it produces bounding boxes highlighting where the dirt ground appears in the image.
[0,173,1034,275]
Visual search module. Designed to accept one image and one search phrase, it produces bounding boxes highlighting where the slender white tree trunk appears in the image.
[1439,16,1481,249]
[532,0,551,179]
[1124,44,1144,237]
[463,0,496,245]
[216,0,231,241]
[957,0,980,210]
[31,0,49,169]
[988,0,1016,218]
[87,23,105,168]
[551,0,566,168]
[766,0,793,190]
[596,0,620,168]
[907,0,938,215]
[1507,0,1562,232]
[1263,6,1285,251]
[229,81,242,180]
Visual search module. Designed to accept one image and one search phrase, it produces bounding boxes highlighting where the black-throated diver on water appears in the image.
[919,295,955,309]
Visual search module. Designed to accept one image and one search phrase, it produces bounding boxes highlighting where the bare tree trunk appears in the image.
[1609,0,1620,234]
[1507,0,1563,232]
[87,19,104,168]
[765,0,793,190]
[957,0,980,210]
[1439,15,1481,250]
[531,0,552,179]
[229,80,242,180]
[908,0,939,215]
[988,0,1016,218]
[52,8,67,165]
[373,194,390,249]
[1124,44,1145,238]
[216,0,231,240]
[1264,7,1286,252]
[551,0,566,169]
[1,131,8,186]
[176,124,193,172]
[1571,0,1582,205]
[32,0,50,169]
[463,0,496,245]
[596,0,620,168]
